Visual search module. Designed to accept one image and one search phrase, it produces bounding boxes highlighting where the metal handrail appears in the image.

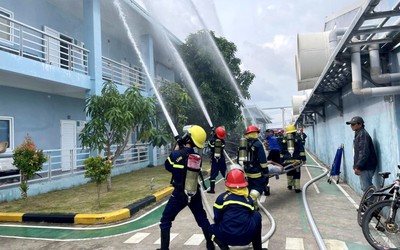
[0,14,154,91]
[0,15,88,74]
[102,57,147,91]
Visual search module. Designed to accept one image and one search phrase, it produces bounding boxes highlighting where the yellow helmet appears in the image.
[286,124,297,134]
[188,125,206,148]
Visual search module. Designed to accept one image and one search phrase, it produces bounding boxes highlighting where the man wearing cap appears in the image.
[346,116,378,192]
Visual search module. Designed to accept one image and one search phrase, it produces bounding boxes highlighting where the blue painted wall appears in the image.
[0,86,86,149]
[305,81,399,195]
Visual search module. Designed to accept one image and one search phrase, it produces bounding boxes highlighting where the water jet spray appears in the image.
[187,0,256,127]
[113,0,179,138]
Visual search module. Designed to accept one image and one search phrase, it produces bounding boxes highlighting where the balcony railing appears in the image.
[0,15,89,74]
[0,142,170,189]
[102,57,147,91]
[0,15,149,92]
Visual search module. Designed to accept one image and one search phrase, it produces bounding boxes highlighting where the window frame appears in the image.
[0,116,14,153]
[0,7,14,45]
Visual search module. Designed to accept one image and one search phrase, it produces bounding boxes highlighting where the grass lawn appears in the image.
[0,161,212,214]
[0,165,172,214]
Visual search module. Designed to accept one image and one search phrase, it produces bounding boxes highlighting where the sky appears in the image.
[136,0,362,127]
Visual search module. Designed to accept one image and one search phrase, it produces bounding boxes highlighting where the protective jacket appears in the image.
[160,146,210,230]
[208,137,227,187]
[208,138,226,160]
[244,138,269,177]
[165,147,198,197]
[281,134,306,163]
[353,127,377,171]
[299,132,307,145]
[211,190,261,246]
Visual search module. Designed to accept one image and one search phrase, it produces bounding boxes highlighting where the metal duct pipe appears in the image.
[351,47,369,95]
[369,43,400,84]
[329,27,348,54]
[351,46,400,96]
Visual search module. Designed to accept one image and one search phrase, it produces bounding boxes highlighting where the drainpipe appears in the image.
[351,46,400,96]
[369,43,400,84]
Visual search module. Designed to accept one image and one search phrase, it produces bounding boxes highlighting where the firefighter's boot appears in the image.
[202,227,215,250]
[213,236,230,250]
[294,179,301,193]
[287,176,294,190]
[207,181,215,194]
[252,237,268,250]
[157,228,170,250]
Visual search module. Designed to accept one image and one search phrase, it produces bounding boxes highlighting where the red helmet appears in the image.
[215,126,226,139]
[245,125,260,134]
[273,129,278,134]
[226,169,248,188]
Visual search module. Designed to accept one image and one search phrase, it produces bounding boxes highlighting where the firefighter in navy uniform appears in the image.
[238,125,269,206]
[281,124,306,193]
[299,128,307,146]
[210,167,267,250]
[275,129,284,150]
[207,126,227,194]
[158,125,215,250]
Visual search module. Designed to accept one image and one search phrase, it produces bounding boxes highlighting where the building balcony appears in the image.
[0,14,147,97]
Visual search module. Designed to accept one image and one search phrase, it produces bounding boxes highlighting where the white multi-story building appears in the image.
[0,0,177,201]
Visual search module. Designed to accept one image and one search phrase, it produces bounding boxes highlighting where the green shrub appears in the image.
[13,134,47,199]
[84,156,112,206]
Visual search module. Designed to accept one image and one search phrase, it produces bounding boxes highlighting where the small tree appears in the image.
[80,81,155,191]
[83,155,112,207]
[12,134,47,199]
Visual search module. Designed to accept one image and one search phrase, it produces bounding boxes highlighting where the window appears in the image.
[0,7,13,43]
[0,116,14,152]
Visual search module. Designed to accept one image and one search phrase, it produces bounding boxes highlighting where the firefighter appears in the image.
[299,128,307,146]
[158,125,215,250]
[275,129,284,152]
[238,125,269,206]
[210,167,267,250]
[281,124,306,193]
[207,126,227,194]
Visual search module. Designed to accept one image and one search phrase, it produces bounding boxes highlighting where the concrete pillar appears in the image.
[84,0,103,96]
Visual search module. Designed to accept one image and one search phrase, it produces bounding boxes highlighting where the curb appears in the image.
[0,169,211,225]
[0,186,174,225]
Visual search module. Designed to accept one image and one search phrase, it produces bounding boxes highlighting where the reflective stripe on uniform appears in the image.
[246,172,262,178]
[260,163,268,169]
[173,164,184,169]
[213,200,254,210]
[284,159,301,164]
[167,157,173,165]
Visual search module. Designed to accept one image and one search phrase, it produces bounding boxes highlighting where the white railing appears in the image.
[0,15,89,74]
[102,57,147,91]
[0,15,151,91]
[0,143,155,188]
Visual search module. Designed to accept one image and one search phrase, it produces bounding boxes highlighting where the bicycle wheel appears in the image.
[358,185,377,227]
[361,199,400,250]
